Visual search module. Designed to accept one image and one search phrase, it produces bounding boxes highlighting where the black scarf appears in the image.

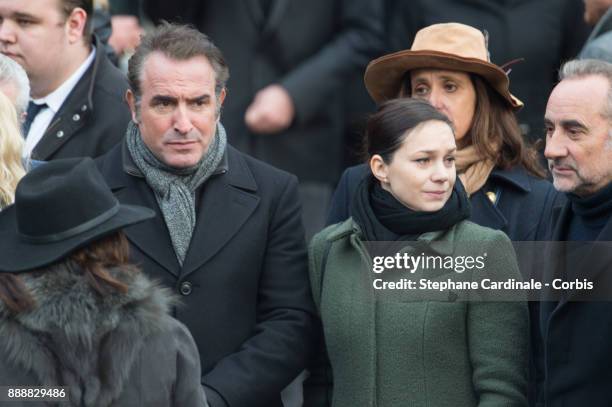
[351,174,471,241]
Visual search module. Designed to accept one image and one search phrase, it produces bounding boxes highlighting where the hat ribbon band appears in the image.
[19,202,121,244]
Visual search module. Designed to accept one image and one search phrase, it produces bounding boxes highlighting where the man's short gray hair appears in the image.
[127,23,229,117]
[559,59,612,121]
[0,54,30,116]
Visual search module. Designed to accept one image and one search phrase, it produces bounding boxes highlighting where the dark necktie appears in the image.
[22,101,47,138]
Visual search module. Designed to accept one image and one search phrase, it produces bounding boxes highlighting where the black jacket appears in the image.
[31,36,130,161]
[327,163,562,241]
[109,0,384,184]
[97,140,318,407]
[534,198,612,407]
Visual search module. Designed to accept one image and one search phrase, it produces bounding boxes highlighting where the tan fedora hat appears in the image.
[364,23,523,110]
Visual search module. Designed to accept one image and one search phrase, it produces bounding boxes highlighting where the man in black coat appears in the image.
[0,0,130,161]
[97,24,317,407]
[107,0,384,238]
[535,58,612,406]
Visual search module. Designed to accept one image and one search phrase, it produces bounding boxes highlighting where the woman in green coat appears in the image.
[306,98,527,407]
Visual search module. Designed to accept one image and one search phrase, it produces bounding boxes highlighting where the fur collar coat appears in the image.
[0,264,207,407]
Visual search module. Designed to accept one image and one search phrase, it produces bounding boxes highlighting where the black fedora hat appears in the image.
[0,157,155,272]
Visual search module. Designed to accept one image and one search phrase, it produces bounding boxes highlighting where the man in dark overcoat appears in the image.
[96,24,317,407]
[0,0,130,161]
[535,58,612,406]
[107,0,384,238]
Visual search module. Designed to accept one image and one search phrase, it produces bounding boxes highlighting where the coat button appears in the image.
[56,130,64,138]
[180,281,192,296]
[72,114,80,121]
[81,105,88,112]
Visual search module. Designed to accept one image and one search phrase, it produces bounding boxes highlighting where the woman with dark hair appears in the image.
[305,98,527,406]
[0,158,207,407]
[328,23,560,241]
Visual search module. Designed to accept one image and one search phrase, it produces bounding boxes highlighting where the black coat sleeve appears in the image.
[281,0,385,126]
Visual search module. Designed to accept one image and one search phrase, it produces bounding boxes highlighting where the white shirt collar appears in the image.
[22,46,96,160]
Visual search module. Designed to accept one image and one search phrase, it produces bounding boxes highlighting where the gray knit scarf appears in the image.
[126,120,227,265]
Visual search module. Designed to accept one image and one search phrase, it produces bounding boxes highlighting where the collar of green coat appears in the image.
[325,217,465,257]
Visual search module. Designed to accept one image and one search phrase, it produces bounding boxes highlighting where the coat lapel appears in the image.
[32,90,90,161]
[101,144,261,279]
[101,144,180,277]
[31,38,102,160]
[469,190,508,231]
[181,147,259,278]
[550,200,572,241]
[114,182,181,276]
